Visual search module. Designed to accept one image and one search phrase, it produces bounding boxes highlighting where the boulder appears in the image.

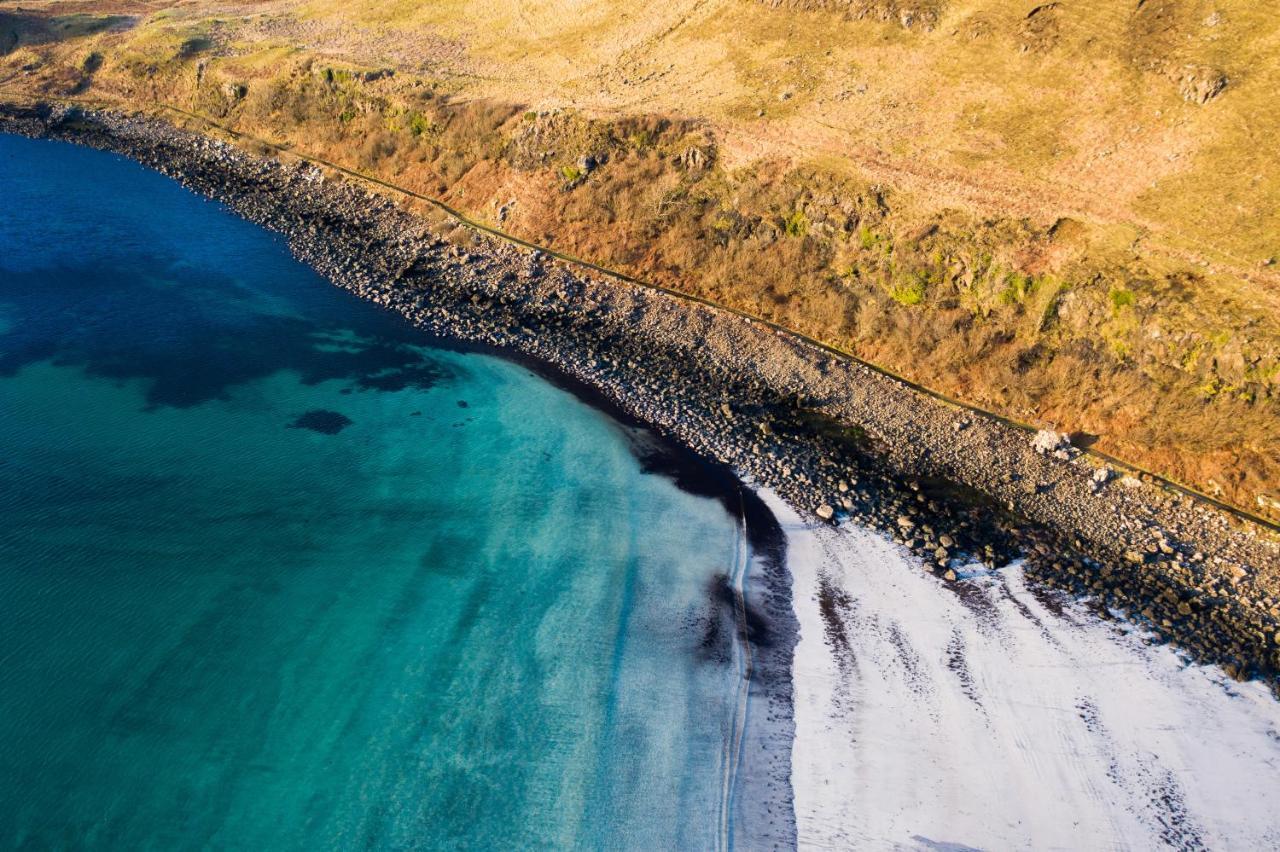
[1032,429,1071,455]
[816,504,835,521]
[1177,66,1228,104]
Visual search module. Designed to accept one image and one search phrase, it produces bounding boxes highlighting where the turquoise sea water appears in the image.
[0,134,775,848]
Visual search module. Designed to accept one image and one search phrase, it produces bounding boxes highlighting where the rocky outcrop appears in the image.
[1175,64,1229,104]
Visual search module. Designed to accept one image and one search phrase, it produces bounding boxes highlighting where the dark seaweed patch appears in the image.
[290,409,352,435]
[696,571,777,664]
[0,258,453,408]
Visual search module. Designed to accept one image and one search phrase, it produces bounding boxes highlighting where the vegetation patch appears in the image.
[784,210,809,238]
[1109,287,1136,312]
[889,272,927,306]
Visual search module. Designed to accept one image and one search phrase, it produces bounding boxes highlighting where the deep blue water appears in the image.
[0,134,761,848]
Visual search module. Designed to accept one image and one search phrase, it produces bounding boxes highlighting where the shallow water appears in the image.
[0,134,767,848]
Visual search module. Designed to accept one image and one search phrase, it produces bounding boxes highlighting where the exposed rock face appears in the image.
[1176,65,1229,104]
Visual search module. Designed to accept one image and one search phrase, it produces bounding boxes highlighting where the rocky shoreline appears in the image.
[4,101,1279,693]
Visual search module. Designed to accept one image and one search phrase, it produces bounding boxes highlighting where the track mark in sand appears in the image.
[885,621,932,699]
[1075,696,1103,734]
[816,570,860,716]
[995,579,1067,649]
[816,572,855,667]
[910,837,985,852]
[1078,697,1208,851]
[1145,765,1206,852]
[940,576,1004,639]
[944,628,985,716]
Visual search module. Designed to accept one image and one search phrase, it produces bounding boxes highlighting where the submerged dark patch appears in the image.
[620,428,787,566]
[696,571,778,665]
[0,258,454,408]
[290,409,353,435]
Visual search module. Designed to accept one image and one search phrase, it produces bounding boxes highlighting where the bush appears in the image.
[1109,287,1136,311]
[890,272,927,306]
[1000,272,1033,305]
[784,210,809,237]
[407,112,433,136]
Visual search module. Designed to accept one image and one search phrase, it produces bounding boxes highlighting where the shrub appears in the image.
[627,130,653,149]
[889,272,927,306]
[1109,287,1136,311]
[176,38,210,59]
[1000,272,1034,305]
[784,210,809,237]
[407,112,433,136]
[323,67,353,86]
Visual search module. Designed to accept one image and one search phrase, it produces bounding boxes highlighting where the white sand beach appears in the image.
[767,494,1280,849]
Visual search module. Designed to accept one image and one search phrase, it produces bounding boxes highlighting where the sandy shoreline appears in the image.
[3,102,1270,686]
[3,100,1278,667]
[767,490,1280,848]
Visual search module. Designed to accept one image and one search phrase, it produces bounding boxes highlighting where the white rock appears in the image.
[1032,429,1071,455]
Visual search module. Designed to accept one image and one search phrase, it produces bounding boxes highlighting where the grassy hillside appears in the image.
[2,0,1278,519]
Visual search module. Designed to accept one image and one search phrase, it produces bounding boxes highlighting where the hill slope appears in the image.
[2,0,1277,517]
